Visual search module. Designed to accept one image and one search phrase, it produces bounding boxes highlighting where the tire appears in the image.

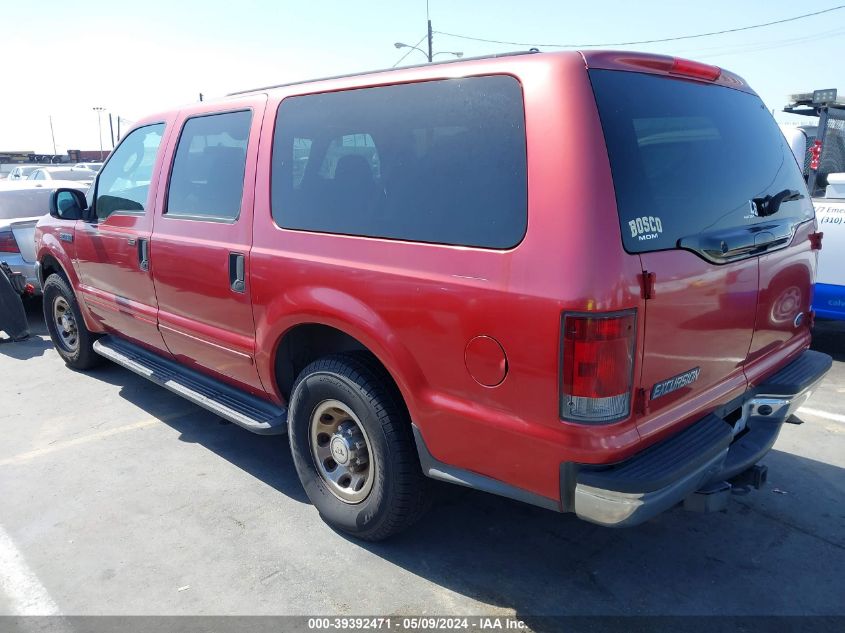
[42,273,101,370]
[288,353,431,541]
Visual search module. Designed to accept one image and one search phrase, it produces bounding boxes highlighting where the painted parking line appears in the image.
[797,407,845,424]
[0,524,59,615]
[0,409,195,467]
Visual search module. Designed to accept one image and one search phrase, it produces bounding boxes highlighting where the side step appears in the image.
[93,336,287,435]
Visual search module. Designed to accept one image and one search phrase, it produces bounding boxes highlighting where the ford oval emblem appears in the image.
[793,312,805,328]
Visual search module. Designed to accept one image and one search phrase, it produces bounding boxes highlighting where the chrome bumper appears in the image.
[567,349,832,527]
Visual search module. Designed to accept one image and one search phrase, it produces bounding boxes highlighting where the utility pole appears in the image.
[92,107,105,160]
[48,115,57,156]
[426,0,433,62]
[109,113,115,148]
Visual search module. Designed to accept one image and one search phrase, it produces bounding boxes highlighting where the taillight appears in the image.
[0,229,20,254]
[561,311,636,423]
[810,139,823,170]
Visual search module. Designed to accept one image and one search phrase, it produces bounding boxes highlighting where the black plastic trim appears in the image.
[576,414,732,494]
[751,349,832,396]
[412,424,560,512]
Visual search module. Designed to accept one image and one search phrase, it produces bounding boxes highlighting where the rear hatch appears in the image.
[588,59,815,424]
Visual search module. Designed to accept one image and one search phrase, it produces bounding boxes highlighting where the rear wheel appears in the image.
[42,274,101,370]
[288,353,430,541]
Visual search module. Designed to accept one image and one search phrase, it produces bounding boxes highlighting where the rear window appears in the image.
[271,76,527,249]
[590,70,811,253]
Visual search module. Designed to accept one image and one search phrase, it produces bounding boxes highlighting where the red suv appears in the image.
[36,51,831,540]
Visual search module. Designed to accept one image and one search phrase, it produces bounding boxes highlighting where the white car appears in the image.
[74,162,103,172]
[27,166,96,186]
[6,165,44,181]
[0,181,89,294]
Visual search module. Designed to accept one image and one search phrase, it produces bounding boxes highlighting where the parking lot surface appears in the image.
[1,302,843,619]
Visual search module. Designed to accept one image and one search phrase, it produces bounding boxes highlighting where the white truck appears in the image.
[780,89,845,320]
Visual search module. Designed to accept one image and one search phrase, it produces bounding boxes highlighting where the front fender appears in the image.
[37,224,100,332]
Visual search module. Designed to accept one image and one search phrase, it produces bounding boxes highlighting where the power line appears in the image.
[685,26,845,60]
[673,24,845,55]
[436,5,845,48]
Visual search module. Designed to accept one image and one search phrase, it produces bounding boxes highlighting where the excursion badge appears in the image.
[651,367,701,399]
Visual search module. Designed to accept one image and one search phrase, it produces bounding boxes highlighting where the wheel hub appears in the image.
[331,421,369,469]
[309,400,375,504]
[52,296,79,353]
[330,435,351,465]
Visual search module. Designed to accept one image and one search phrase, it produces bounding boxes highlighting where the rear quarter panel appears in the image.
[249,53,644,502]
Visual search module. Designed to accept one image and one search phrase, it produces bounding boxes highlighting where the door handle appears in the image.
[229,252,245,293]
[137,238,149,272]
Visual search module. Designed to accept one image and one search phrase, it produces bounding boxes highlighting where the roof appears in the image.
[226,50,538,97]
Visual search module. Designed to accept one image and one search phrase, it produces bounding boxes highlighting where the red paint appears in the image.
[34,51,817,506]
[149,95,268,394]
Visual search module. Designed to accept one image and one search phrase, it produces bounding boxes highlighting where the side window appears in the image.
[166,110,252,221]
[95,123,165,220]
[271,76,527,249]
[292,138,312,188]
[317,134,380,180]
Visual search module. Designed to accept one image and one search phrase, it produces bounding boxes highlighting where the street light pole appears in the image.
[48,115,57,156]
[92,107,105,160]
[427,18,433,63]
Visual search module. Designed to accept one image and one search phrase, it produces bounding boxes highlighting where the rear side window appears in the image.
[166,110,252,221]
[590,70,811,253]
[272,76,527,248]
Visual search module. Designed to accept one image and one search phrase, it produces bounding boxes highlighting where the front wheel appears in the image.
[42,274,101,370]
[288,353,430,541]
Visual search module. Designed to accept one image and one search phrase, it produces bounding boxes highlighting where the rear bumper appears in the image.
[566,349,832,527]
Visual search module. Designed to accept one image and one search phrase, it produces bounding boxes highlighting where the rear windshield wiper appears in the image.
[752,189,804,217]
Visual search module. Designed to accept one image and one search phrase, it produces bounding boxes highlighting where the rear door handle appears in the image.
[229,252,245,293]
[137,238,149,272]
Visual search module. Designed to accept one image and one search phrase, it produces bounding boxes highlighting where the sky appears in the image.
[2,0,843,154]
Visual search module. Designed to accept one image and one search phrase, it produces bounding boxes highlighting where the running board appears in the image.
[93,336,287,435]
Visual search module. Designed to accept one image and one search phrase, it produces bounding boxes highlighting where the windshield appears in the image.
[590,70,812,253]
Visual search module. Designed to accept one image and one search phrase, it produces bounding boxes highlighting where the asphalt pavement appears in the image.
[0,301,843,621]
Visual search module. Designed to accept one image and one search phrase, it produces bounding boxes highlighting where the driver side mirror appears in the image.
[49,188,87,220]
